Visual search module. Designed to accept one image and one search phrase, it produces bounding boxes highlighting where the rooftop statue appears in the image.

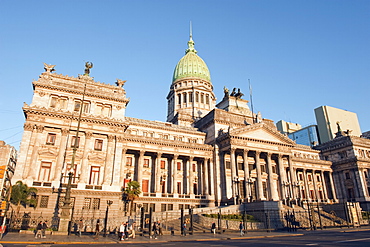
[84,62,93,76]
[43,63,56,73]
[235,88,244,99]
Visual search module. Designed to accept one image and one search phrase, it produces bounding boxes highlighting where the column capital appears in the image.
[23,123,34,131]
[108,134,115,142]
[36,125,44,133]
[85,131,93,139]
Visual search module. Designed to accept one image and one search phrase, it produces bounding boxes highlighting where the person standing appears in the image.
[239,221,244,236]
[124,222,129,240]
[94,219,100,240]
[35,221,43,239]
[41,221,48,238]
[211,222,216,235]
[78,220,84,237]
[119,222,125,241]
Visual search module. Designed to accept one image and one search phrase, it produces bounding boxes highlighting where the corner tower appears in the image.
[167,29,216,127]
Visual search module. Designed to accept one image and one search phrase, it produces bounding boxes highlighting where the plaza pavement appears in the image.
[0,226,369,245]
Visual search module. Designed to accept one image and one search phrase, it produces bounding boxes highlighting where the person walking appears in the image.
[78,220,84,237]
[152,222,158,239]
[94,219,100,240]
[157,220,163,236]
[119,222,125,241]
[35,221,43,239]
[239,221,244,236]
[124,222,129,240]
[128,222,136,239]
[211,222,216,235]
[182,222,187,237]
[41,220,48,238]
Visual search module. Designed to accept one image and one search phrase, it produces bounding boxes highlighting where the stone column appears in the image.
[78,131,92,184]
[119,148,127,186]
[111,136,124,187]
[172,155,178,194]
[209,158,215,196]
[16,123,34,181]
[230,148,237,202]
[155,152,163,193]
[328,172,338,202]
[242,149,250,201]
[287,156,296,200]
[303,169,310,201]
[189,156,194,195]
[137,150,145,188]
[203,158,209,195]
[255,151,264,200]
[266,153,278,200]
[320,171,329,202]
[312,170,319,201]
[103,135,115,185]
[277,154,287,200]
[53,128,70,181]
[28,125,44,180]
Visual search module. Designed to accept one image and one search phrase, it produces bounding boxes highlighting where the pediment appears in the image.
[38,146,58,156]
[88,152,105,162]
[230,123,295,145]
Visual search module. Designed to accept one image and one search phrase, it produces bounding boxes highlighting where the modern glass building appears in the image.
[288,125,320,147]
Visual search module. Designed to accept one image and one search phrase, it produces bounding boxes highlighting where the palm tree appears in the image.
[122,181,141,215]
[10,181,38,211]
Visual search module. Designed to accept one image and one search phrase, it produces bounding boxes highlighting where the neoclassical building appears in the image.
[12,34,337,220]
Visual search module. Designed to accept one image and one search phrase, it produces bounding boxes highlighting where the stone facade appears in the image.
[0,141,16,203]
[315,132,370,210]
[12,36,341,223]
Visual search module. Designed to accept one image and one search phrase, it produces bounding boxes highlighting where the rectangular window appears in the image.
[168,204,173,211]
[83,198,91,209]
[74,101,81,112]
[103,105,112,117]
[189,92,193,103]
[46,133,56,145]
[50,97,58,108]
[126,157,133,166]
[39,196,49,208]
[63,163,78,183]
[59,98,68,109]
[225,161,231,169]
[261,164,266,173]
[238,162,243,170]
[89,166,100,185]
[143,158,150,168]
[177,182,181,194]
[308,174,312,181]
[142,179,149,193]
[206,94,209,104]
[92,198,100,210]
[345,172,350,179]
[272,165,277,174]
[192,163,196,172]
[143,203,149,213]
[177,162,181,171]
[160,160,166,169]
[161,204,167,212]
[71,136,80,148]
[95,104,103,115]
[94,139,103,151]
[39,162,52,181]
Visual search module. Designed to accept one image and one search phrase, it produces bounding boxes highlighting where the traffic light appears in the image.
[0,166,6,179]
[0,201,6,210]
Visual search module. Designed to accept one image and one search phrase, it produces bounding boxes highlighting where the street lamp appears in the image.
[245,178,253,202]
[103,200,113,237]
[233,177,240,205]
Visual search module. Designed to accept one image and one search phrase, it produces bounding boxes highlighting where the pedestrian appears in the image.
[157,220,163,235]
[94,219,100,239]
[182,222,187,236]
[78,220,84,237]
[119,222,125,241]
[124,222,129,240]
[152,222,158,239]
[35,221,43,239]
[211,222,216,235]
[239,221,244,236]
[131,222,136,239]
[41,220,48,238]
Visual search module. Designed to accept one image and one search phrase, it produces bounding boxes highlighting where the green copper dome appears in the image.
[172,36,211,82]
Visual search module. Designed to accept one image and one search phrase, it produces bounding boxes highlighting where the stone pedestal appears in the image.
[58,218,70,235]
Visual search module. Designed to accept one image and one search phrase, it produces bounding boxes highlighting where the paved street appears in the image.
[0,226,369,247]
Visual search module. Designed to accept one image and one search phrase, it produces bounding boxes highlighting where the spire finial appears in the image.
[186,21,197,54]
[190,21,193,40]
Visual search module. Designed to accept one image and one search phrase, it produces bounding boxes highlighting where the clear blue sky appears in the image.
[1,0,369,150]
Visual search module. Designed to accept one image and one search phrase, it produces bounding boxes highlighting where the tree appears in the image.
[122,181,141,215]
[10,181,38,210]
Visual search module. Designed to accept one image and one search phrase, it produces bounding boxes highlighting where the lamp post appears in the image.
[103,200,113,237]
[246,178,253,202]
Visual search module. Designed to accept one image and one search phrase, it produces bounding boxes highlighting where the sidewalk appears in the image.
[0,226,369,245]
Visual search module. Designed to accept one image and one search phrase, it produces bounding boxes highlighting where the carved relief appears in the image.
[24,123,34,131]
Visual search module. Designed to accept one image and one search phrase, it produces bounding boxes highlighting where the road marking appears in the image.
[335,237,370,243]
[306,244,319,246]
